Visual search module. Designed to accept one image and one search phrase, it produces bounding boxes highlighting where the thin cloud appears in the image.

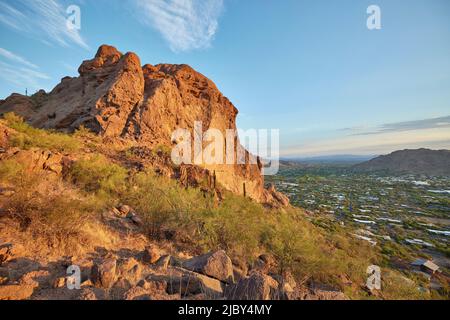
[0,61,50,92]
[282,127,450,157]
[351,116,450,136]
[0,0,88,50]
[133,0,224,52]
[0,47,38,69]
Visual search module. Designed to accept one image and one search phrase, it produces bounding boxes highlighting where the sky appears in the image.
[0,0,449,157]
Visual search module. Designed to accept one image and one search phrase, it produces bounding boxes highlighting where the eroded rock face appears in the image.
[0,44,287,206]
[6,45,145,137]
[0,148,66,176]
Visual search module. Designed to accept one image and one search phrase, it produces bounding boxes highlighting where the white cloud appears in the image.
[0,0,88,49]
[134,0,224,52]
[0,61,50,93]
[0,47,38,69]
[282,127,450,157]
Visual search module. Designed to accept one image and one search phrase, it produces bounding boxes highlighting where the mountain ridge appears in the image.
[353,148,450,176]
[0,44,288,207]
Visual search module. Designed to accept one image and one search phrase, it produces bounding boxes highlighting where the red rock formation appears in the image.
[0,45,287,206]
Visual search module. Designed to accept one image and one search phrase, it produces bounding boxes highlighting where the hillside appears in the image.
[0,45,433,301]
[0,44,287,207]
[353,149,450,176]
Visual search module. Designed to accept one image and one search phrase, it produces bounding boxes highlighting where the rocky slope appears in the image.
[0,45,287,207]
[353,149,450,176]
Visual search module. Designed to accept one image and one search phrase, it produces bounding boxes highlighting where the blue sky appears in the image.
[0,0,449,156]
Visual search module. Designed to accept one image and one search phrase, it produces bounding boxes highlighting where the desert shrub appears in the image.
[3,112,81,152]
[0,159,24,182]
[381,270,429,300]
[73,125,102,148]
[122,170,212,240]
[0,161,98,247]
[68,154,128,202]
[119,169,377,293]
[201,193,266,258]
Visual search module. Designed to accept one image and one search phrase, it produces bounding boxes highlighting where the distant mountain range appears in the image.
[353,149,450,176]
[281,155,376,165]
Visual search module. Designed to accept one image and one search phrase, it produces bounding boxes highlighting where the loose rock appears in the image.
[0,243,13,265]
[91,258,117,289]
[182,250,234,284]
[142,245,161,265]
[226,272,279,300]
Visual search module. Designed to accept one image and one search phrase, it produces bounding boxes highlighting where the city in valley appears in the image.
[268,161,449,292]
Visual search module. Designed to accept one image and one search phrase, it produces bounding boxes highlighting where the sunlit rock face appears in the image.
[0,45,287,206]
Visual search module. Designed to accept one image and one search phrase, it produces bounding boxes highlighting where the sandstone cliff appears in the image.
[0,45,287,206]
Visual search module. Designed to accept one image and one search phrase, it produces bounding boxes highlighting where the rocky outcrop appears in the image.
[0,149,66,176]
[353,148,450,176]
[0,237,350,301]
[0,44,287,206]
[182,250,234,284]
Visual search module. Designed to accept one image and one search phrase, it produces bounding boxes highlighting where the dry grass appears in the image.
[0,118,436,300]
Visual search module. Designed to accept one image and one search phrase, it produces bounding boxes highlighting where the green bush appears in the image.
[3,112,81,152]
[69,154,128,201]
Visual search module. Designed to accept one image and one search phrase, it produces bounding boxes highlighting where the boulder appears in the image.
[138,279,167,292]
[182,250,234,284]
[78,288,98,300]
[142,245,161,264]
[0,243,13,265]
[123,286,152,300]
[91,258,117,289]
[233,266,247,282]
[225,272,279,300]
[10,149,64,175]
[252,254,277,274]
[117,258,142,285]
[52,277,66,289]
[271,271,297,298]
[155,255,171,271]
[111,207,123,217]
[148,267,224,299]
[0,284,35,300]
[304,289,348,300]
[128,212,143,226]
[118,205,133,216]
